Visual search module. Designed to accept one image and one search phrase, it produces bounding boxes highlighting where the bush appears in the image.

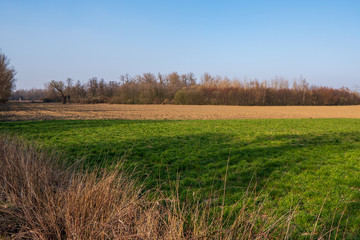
[174,86,205,105]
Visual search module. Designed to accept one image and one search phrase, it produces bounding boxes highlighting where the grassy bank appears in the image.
[1,119,360,238]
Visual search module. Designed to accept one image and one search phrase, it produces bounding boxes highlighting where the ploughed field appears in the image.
[2,102,360,121]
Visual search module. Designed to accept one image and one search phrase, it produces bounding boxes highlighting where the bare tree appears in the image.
[0,52,16,103]
[88,77,99,97]
[48,80,68,104]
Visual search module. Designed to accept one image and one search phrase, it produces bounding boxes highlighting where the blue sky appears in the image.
[1,0,359,89]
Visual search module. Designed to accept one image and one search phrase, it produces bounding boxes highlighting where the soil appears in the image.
[1,102,360,121]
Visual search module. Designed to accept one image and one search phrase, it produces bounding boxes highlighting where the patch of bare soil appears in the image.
[1,102,360,121]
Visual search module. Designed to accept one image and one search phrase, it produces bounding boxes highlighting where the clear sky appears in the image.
[1,0,359,90]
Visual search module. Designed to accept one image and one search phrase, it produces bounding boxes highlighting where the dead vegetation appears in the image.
[0,137,180,239]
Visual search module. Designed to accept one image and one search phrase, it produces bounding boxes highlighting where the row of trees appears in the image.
[11,88,46,101]
[40,73,196,104]
[1,51,359,106]
[9,72,360,106]
[175,76,360,106]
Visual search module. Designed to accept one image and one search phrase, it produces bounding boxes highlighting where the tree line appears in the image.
[10,73,360,106]
[175,75,360,106]
[1,50,360,106]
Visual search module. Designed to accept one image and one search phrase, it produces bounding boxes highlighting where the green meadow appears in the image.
[1,119,360,236]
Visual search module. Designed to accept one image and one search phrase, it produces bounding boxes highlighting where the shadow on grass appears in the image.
[49,130,359,194]
[56,130,360,238]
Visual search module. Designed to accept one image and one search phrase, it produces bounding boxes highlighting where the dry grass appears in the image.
[2,102,360,121]
[0,137,181,239]
[0,136,350,239]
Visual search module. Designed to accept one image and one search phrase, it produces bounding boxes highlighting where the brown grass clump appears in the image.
[0,136,350,239]
[0,137,181,239]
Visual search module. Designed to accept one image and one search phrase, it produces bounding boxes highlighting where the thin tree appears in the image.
[0,52,16,103]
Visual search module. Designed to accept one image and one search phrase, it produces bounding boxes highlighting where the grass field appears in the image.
[1,118,360,237]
